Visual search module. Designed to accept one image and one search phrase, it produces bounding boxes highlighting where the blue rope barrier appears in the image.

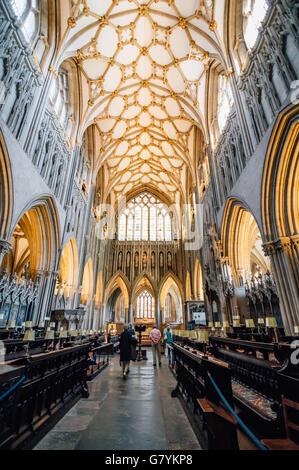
[208,373,268,451]
[0,376,26,401]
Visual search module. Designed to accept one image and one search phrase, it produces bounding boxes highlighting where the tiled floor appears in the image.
[34,351,201,451]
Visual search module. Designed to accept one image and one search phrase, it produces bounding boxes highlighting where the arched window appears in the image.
[119,213,126,240]
[165,214,172,242]
[218,75,234,134]
[165,293,171,319]
[49,69,73,135]
[127,214,134,241]
[10,0,40,44]
[243,0,269,50]
[118,192,173,241]
[136,290,155,319]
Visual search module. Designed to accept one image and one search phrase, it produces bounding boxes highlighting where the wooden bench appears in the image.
[262,397,299,450]
[209,336,299,439]
[172,343,239,450]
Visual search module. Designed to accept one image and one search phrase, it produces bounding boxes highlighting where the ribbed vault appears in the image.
[59,0,226,201]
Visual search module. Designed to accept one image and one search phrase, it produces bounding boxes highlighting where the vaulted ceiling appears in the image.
[58,0,227,202]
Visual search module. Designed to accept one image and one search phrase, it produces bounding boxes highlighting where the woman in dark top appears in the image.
[119,325,132,379]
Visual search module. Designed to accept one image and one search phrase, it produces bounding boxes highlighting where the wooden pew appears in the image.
[172,343,239,450]
[0,343,90,450]
[209,336,299,441]
[0,331,115,450]
[262,396,299,450]
[87,342,113,380]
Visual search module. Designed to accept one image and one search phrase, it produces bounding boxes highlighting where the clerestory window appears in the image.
[118,192,173,242]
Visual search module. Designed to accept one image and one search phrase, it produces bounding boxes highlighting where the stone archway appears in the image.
[261,105,299,333]
[0,131,13,259]
[159,273,183,325]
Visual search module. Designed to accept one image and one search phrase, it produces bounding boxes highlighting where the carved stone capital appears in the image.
[263,236,298,256]
[262,241,278,256]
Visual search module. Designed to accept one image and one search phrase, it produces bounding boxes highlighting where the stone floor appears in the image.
[34,351,201,451]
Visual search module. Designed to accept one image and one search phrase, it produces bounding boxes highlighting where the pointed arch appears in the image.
[58,238,78,299]
[1,195,61,277]
[185,271,191,300]
[131,272,157,301]
[132,273,157,323]
[95,271,103,308]
[261,104,299,333]
[0,130,13,241]
[194,259,204,301]
[81,258,93,305]
[221,198,270,284]
[159,273,183,324]
[103,271,130,309]
[262,104,299,242]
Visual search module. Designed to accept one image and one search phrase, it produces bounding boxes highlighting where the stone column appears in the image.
[263,236,299,335]
[31,269,47,325]
[124,307,129,325]
[0,240,12,267]
[156,297,161,328]
[99,304,105,331]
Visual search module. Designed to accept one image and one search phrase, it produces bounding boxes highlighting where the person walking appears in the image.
[128,323,135,337]
[164,326,173,362]
[128,324,137,369]
[149,325,162,367]
[119,325,132,379]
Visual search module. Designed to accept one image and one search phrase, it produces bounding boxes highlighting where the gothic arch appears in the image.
[2,195,60,277]
[159,273,183,324]
[261,104,299,333]
[194,259,204,301]
[185,271,192,300]
[221,198,270,284]
[103,271,130,310]
[132,274,157,324]
[0,130,13,241]
[132,271,157,303]
[58,238,78,300]
[159,272,184,303]
[95,271,103,308]
[81,258,93,305]
[262,104,299,242]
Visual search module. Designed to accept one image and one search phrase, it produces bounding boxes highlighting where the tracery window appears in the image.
[218,75,234,134]
[49,70,73,135]
[10,0,40,44]
[165,293,171,319]
[118,192,173,241]
[243,0,269,50]
[136,291,155,320]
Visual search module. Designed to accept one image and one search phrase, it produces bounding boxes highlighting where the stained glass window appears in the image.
[118,192,173,241]
[136,291,155,319]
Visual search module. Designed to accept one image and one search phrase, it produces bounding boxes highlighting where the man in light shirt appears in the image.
[149,325,162,367]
